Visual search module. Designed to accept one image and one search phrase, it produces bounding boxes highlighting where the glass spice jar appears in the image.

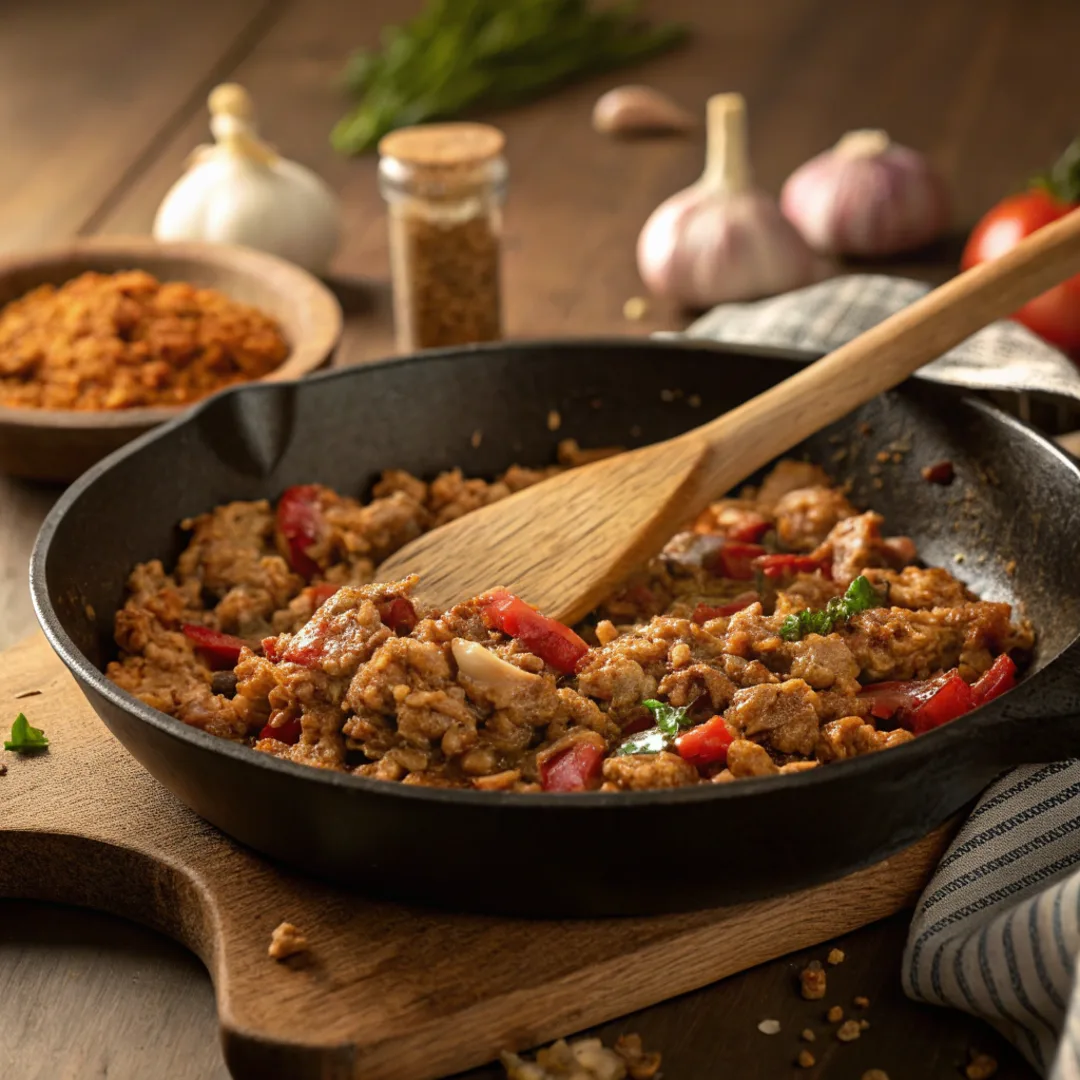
[378,122,508,352]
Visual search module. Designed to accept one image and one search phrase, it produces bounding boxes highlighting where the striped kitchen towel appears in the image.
[678,274,1080,1078]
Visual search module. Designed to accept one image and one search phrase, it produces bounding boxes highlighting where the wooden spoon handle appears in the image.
[689,206,1080,497]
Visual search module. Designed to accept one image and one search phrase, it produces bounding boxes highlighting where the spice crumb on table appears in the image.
[827,947,846,964]
[836,1018,862,1042]
[797,1048,816,1068]
[267,921,308,961]
[500,1033,660,1079]
[800,960,827,1000]
[966,1051,999,1078]
[826,1005,844,1023]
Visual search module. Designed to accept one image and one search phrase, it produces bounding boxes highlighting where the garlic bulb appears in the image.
[780,129,950,257]
[153,84,342,274]
[637,94,830,309]
[592,85,695,136]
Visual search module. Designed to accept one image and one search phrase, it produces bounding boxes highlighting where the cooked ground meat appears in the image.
[107,457,1034,792]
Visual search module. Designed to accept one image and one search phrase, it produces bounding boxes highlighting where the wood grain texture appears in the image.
[0,632,953,1080]
[379,209,1080,622]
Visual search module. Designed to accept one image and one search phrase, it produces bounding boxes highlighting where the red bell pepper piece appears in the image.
[306,583,338,606]
[675,714,735,768]
[691,592,759,624]
[377,596,419,635]
[258,716,302,745]
[754,553,828,580]
[540,740,605,792]
[480,589,589,674]
[909,674,977,734]
[708,542,767,581]
[182,624,247,669]
[276,485,324,580]
[858,675,948,720]
[261,636,282,663]
[972,653,1017,705]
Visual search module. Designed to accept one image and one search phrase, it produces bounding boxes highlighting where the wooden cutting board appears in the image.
[0,634,953,1080]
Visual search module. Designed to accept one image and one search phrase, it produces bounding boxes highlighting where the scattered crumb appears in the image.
[800,961,827,1000]
[922,460,955,485]
[470,429,483,449]
[14,690,41,699]
[857,421,873,437]
[859,1019,870,1031]
[629,424,642,438]
[891,451,903,463]
[547,409,562,431]
[831,447,849,463]
[827,948,845,965]
[800,1028,816,1043]
[0,762,7,777]
[797,1049,816,1068]
[687,393,701,408]
[757,1019,781,1035]
[623,296,649,321]
[502,1034,661,1080]
[853,995,869,1007]
[862,1072,890,1080]
[966,1051,998,1079]
[955,552,965,563]
[826,1005,844,1023]
[875,450,891,463]
[660,388,677,402]
[85,602,96,620]
[1005,559,1017,576]
[872,477,884,489]
[836,1019,861,1042]
[268,921,308,961]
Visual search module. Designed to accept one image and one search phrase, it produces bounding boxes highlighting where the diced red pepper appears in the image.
[858,675,948,720]
[972,653,1017,705]
[727,517,771,543]
[675,714,735,768]
[480,589,589,674]
[182,624,247,670]
[258,716,302,745]
[261,636,282,663]
[305,583,338,606]
[276,485,324,580]
[540,740,605,792]
[909,674,977,734]
[691,592,759,624]
[377,596,419,635]
[708,542,767,581]
[921,460,955,485]
[754,553,828,580]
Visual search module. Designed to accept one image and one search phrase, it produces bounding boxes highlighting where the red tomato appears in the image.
[258,716,302,745]
[962,189,1080,354]
[691,593,759,624]
[182,624,247,669]
[276,485,324,580]
[909,675,977,734]
[377,597,419,635]
[540,740,605,792]
[972,653,1018,705]
[480,589,589,673]
[709,542,767,581]
[675,715,734,768]
[754,553,827,580]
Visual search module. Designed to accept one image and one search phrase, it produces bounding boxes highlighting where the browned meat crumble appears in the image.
[107,452,1034,793]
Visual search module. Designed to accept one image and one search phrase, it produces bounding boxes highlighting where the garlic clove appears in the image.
[592,84,695,136]
[636,92,832,309]
[780,129,951,257]
[451,638,541,689]
[152,83,342,275]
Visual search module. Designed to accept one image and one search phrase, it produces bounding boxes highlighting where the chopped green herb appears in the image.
[331,0,690,154]
[614,698,695,756]
[779,575,882,642]
[4,713,48,752]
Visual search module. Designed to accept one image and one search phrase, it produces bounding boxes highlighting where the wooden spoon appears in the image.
[379,208,1080,625]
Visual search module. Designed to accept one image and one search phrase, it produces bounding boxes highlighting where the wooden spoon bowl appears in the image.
[0,237,343,482]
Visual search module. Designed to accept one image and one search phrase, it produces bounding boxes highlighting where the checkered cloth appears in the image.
[675,274,1080,1078]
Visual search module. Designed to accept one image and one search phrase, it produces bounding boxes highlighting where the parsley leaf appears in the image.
[779,575,882,643]
[4,713,48,752]
[614,699,696,756]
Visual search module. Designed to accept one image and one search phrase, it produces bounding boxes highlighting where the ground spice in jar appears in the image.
[378,122,507,351]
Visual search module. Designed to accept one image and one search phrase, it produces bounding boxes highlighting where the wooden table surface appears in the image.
[3,0,1077,1075]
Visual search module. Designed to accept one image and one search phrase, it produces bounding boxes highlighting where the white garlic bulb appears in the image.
[637,94,830,309]
[153,84,342,275]
[780,129,950,257]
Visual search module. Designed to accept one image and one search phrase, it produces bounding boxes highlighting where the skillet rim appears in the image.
[29,336,1080,810]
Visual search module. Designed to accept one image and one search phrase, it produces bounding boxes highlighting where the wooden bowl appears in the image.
[0,237,343,482]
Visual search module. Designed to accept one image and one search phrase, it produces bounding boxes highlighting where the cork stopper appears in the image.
[378,123,506,169]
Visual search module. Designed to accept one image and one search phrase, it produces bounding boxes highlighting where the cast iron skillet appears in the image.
[30,340,1080,917]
